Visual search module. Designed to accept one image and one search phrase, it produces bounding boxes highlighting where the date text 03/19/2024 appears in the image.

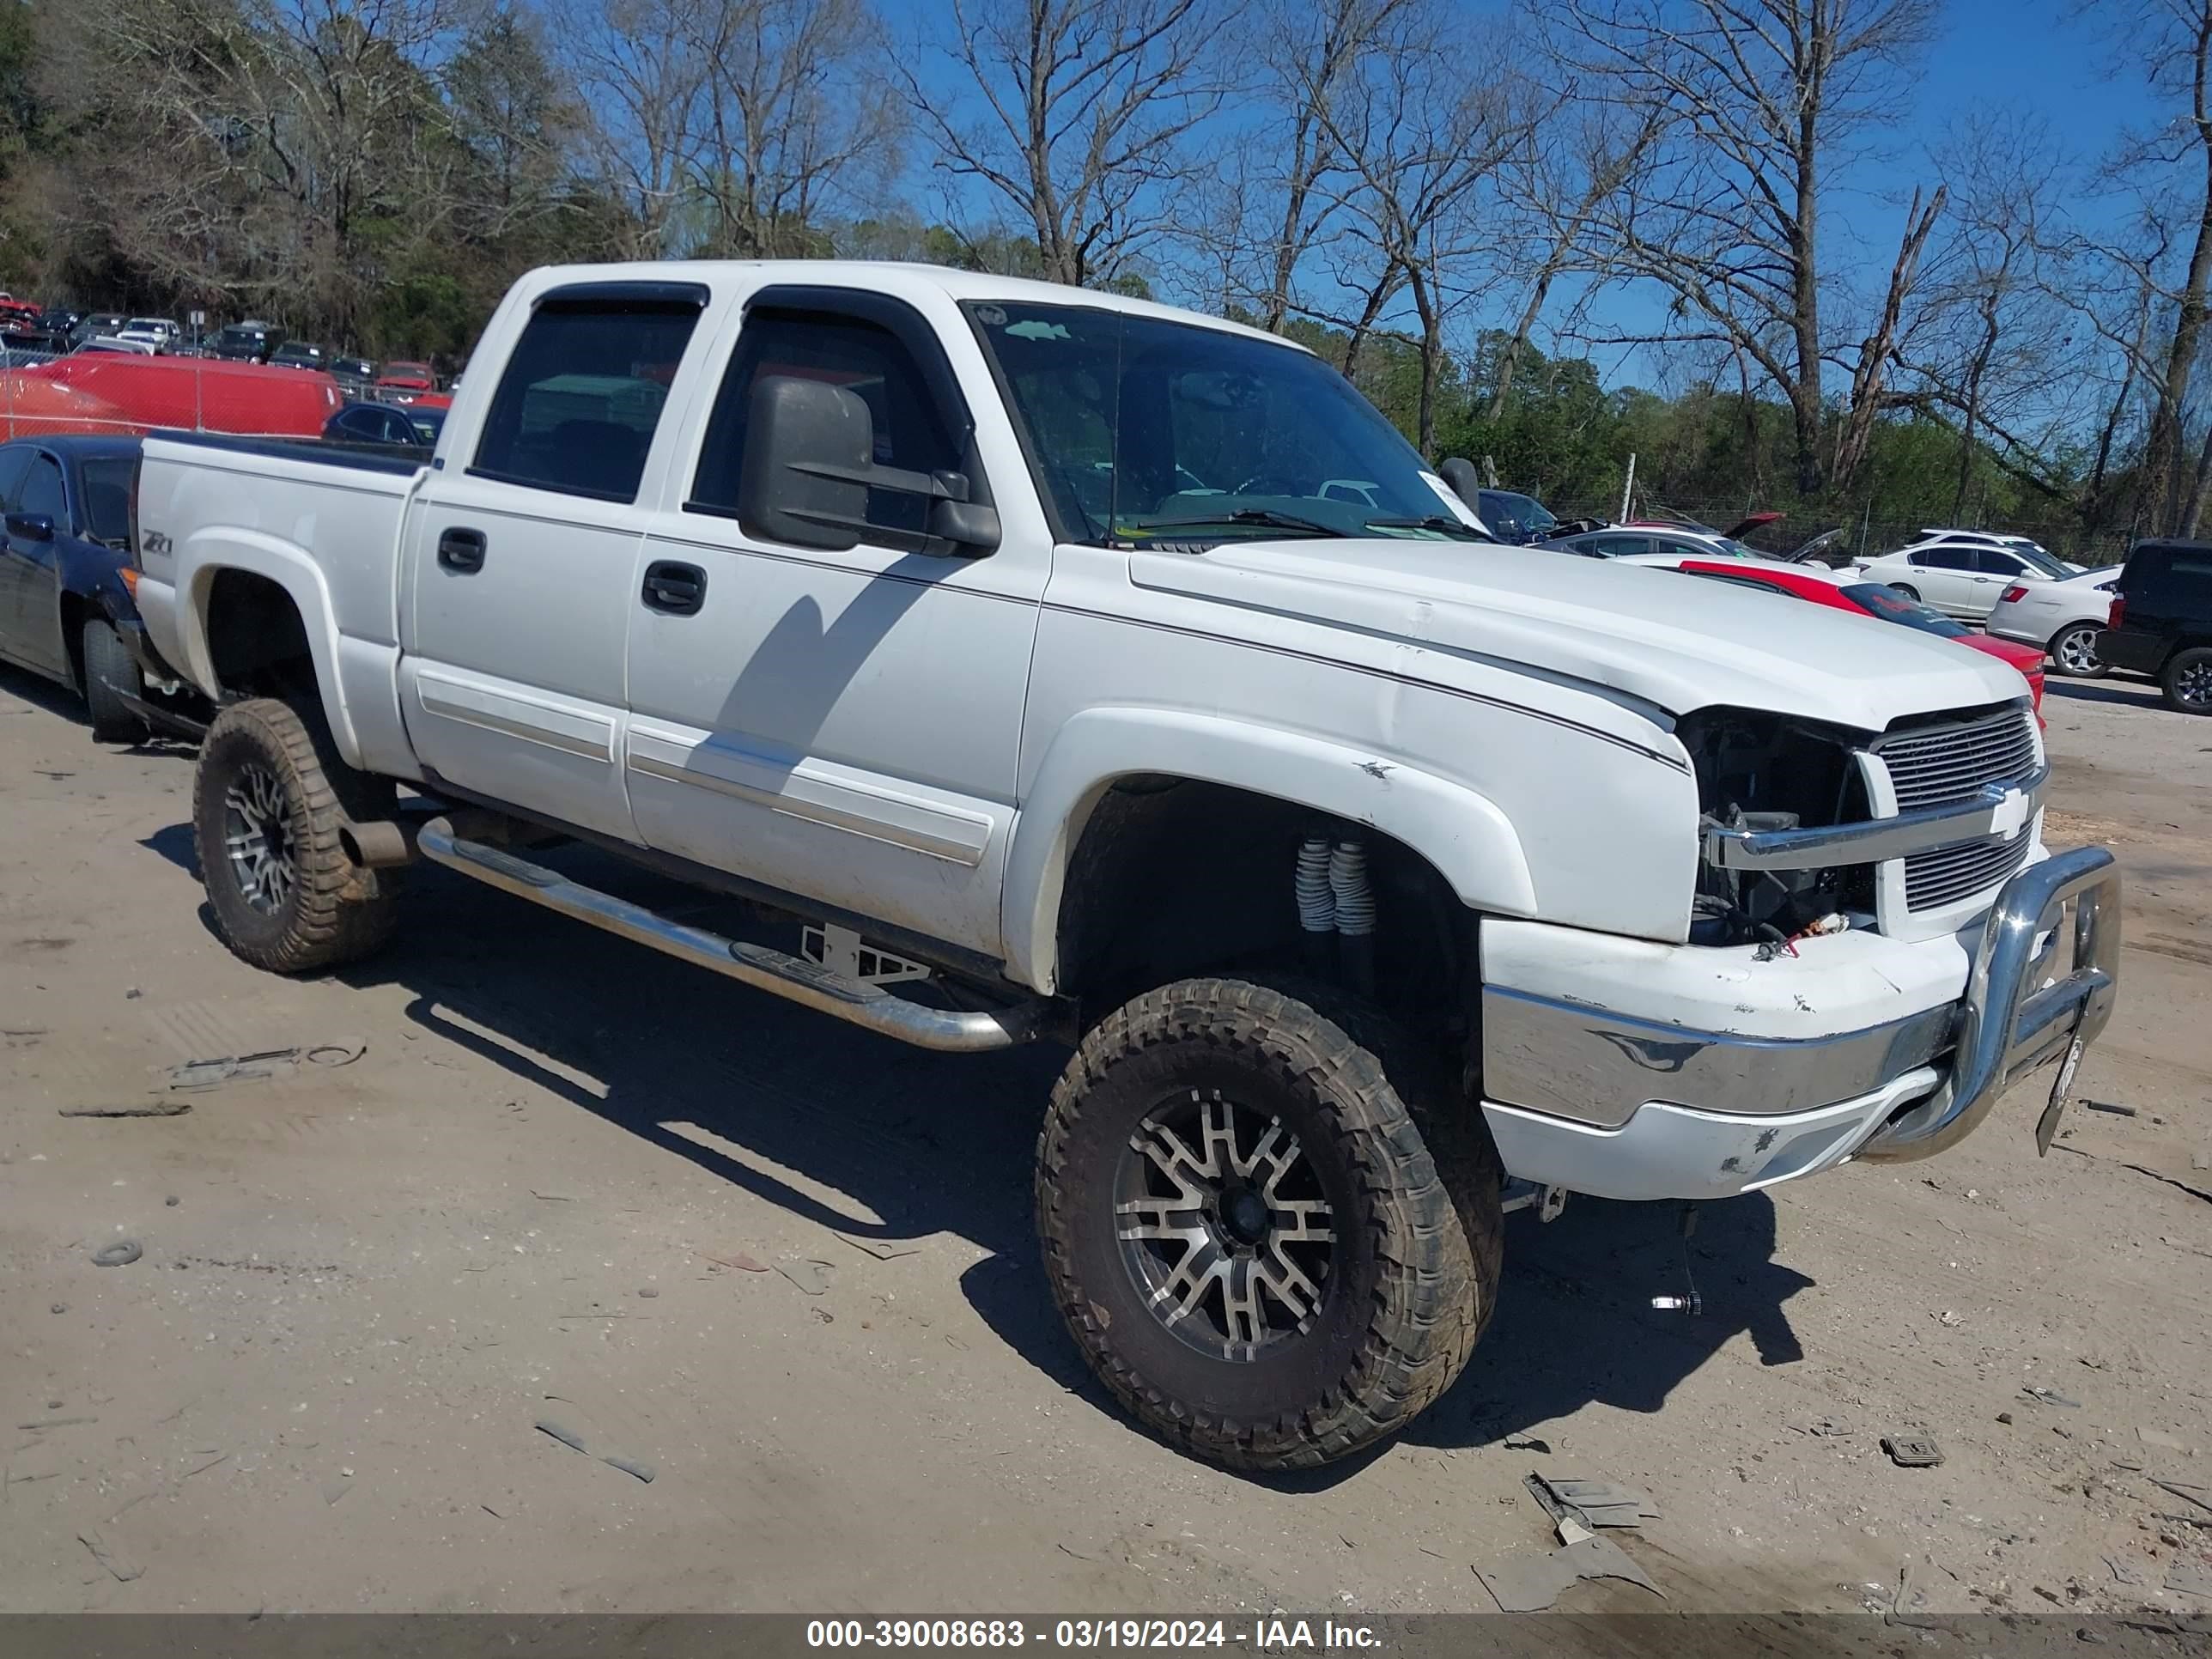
[805,1621,1383,1650]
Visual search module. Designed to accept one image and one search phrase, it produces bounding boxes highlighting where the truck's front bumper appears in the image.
[1477,847,2121,1201]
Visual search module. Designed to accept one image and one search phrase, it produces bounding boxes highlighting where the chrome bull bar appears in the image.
[1856,845,2121,1164]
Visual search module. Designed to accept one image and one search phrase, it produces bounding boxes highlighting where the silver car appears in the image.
[1985,564,2122,678]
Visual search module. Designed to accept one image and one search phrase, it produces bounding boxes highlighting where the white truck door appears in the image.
[626,285,1044,960]
[399,282,714,842]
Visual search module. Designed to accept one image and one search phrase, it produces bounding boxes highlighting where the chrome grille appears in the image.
[1905,832,2034,911]
[1875,706,2039,811]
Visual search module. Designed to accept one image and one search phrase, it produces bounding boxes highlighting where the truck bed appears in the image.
[149,428,430,476]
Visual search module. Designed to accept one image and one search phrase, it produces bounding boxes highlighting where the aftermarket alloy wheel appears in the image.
[192,698,400,972]
[1037,977,1503,1471]
[2164,646,2212,715]
[2050,622,2109,679]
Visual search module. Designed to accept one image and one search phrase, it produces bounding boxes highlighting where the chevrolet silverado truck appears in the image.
[131,263,2120,1471]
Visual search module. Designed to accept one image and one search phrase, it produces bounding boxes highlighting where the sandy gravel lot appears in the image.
[2,665,2207,1620]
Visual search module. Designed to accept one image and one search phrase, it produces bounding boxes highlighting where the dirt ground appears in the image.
[1,665,2208,1620]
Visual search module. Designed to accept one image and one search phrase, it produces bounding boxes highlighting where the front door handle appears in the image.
[438,527,487,574]
[641,560,707,616]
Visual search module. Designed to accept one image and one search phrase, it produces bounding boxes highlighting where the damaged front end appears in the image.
[1677,706,1876,949]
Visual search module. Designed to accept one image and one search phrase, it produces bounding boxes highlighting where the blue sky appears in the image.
[884,0,2143,388]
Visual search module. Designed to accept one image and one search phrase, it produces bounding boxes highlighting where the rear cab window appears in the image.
[471,289,705,503]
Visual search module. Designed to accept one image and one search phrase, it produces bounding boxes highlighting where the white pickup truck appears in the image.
[132,262,2120,1471]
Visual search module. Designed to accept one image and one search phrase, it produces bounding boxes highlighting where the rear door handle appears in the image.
[437,527,486,573]
[641,560,707,616]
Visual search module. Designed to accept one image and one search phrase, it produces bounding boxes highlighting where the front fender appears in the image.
[173,530,362,768]
[1002,707,1540,993]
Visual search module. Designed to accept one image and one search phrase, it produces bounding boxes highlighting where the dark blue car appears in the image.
[0,435,202,740]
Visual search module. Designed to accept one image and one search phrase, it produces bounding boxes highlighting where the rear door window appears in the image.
[472,296,702,502]
[1913,545,1974,570]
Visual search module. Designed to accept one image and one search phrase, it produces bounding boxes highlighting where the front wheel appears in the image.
[192,698,400,971]
[1036,978,1503,1471]
[2163,646,2212,715]
[2050,621,2109,679]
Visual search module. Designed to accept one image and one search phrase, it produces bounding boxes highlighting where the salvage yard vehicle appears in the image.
[1987,565,2122,679]
[0,435,200,740]
[1857,534,2080,620]
[2100,538,2212,714]
[131,262,2121,1472]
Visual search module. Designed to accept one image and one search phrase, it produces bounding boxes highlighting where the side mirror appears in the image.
[736,374,1000,556]
[5,511,54,542]
[1437,457,1484,508]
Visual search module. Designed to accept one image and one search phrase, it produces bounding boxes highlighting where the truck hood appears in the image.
[1130,538,2028,732]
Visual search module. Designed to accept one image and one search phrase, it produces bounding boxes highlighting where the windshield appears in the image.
[81,458,136,545]
[2008,545,2071,579]
[968,302,1491,544]
[1845,583,1967,636]
[1481,491,1556,541]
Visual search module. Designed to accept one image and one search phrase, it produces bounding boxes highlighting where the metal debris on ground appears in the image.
[1884,1561,1938,1630]
[1796,1418,1852,1437]
[59,1098,192,1118]
[77,1527,143,1583]
[776,1260,836,1296]
[1502,1435,1551,1453]
[2149,1478,2212,1515]
[1881,1435,1946,1468]
[1475,1534,1662,1613]
[2019,1384,2081,1408]
[1525,1473,1660,1530]
[2105,1556,2145,1586]
[164,1042,365,1093]
[2081,1099,2139,1116]
[91,1240,143,1267]
[696,1249,769,1273]
[533,1415,657,1485]
[834,1231,922,1261]
[2166,1560,2212,1600]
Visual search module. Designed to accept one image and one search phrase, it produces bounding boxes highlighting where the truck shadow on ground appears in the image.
[167,836,1814,1487]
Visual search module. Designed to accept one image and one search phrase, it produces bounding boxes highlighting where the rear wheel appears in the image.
[2162,647,2212,715]
[1036,976,1502,1471]
[2050,621,2108,679]
[1891,584,1919,601]
[192,698,400,971]
[81,619,147,744]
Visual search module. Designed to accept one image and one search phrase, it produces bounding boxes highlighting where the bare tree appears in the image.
[1490,100,1665,420]
[685,0,900,258]
[898,0,1224,288]
[557,0,708,258]
[2081,0,2212,534]
[1554,0,1942,495]
[1316,2,1537,454]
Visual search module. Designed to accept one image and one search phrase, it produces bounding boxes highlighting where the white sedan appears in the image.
[1985,565,2123,678]
[1854,536,2080,621]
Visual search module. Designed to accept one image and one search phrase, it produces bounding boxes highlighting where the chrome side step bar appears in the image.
[415,817,1042,1054]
